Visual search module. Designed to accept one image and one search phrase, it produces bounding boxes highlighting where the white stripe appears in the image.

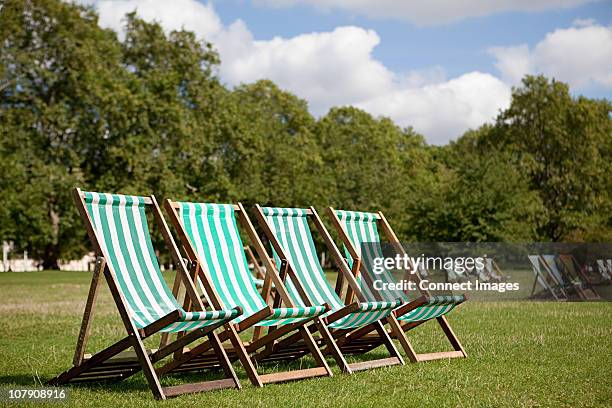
[528,255,549,290]
[210,204,263,315]
[280,210,339,310]
[542,255,564,284]
[130,197,179,312]
[189,203,240,313]
[117,195,168,319]
[219,204,267,311]
[92,193,151,327]
[105,194,156,324]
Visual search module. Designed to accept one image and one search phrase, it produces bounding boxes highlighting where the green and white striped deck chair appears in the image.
[164,200,333,386]
[50,189,242,400]
[328,208,467,363]
[255,206,405,373]
[528,255,566,300]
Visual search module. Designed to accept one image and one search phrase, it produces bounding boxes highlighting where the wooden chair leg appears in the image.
[315,320,352,373]
[437,316,467,357]
[387,316,419,363]
[297,326,333,376]
[73,257,105,366]
[130,332,166,400]
[207,331,241,389]
[226,325,263,387]
[372,321,404,365]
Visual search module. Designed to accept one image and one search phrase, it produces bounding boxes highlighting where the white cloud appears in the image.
[215,24,511,144]
[357,72,511,144]
[255,0,596,25]
[74,0,222,39]
[216,25,394,112]
[489,22,612,88]
[489,45,532,84]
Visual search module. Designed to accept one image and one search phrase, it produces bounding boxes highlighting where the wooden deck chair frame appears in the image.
[557,254,600,300]
[48,189,242,400]
[244,245,267,288]
[485,258,505,282]
[327,208,467,363]
[164,199,335,386]
[527,255,566,300]
[540,254,584,299]
[253,205,405,372]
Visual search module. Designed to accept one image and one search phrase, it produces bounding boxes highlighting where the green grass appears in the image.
[0,271,610,407]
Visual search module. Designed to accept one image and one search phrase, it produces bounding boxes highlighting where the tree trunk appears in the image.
[42,244,60,270]
[43,199,61,270]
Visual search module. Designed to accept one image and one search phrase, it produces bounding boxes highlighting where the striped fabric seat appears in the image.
[83,192,240,333]
[261,207,401,330]
[541,255,566,284]
[528,255,552,291]
[177,202,327,326]
[333,209,463,322]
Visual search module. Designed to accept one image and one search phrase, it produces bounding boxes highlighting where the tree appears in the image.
[316,107,427,237]
[226,80,324,207]
[0,0,129,268]
[0,2,228,268]
[493,75,612,241]
[407,126,542,242]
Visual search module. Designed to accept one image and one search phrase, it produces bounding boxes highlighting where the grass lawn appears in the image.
[0,271,610,407]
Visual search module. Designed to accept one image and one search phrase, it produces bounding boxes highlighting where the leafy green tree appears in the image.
[408,126,542,242]
[316,107,427,237]
[226,80,324,207]
[493,75,612,241]
[0,0,129,268]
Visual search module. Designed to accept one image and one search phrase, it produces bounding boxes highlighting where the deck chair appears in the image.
[49,190,242,400]
[164,200,335,386]
[253,206,406,372]
[528,255,567,300]
[596,260,612,281]
[485,258,505,282]
[557,255,600,299]
[541,254,596,300]
[327,209,467,363]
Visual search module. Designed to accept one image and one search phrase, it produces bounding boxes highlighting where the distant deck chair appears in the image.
[445,265,468,282]
[596,259,612,281]
[557,255,601,299]
[485,258,505,282]
[328,208,467,362]
[528,255,567,300]
[49,190,242,400]
[253,206,405,372]
[164,200,334,386]
[541,254,597,300]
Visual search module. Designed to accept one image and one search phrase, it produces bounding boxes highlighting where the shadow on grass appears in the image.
[0,347,394,397]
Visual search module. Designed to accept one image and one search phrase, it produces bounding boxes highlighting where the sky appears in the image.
[73,0,612,144]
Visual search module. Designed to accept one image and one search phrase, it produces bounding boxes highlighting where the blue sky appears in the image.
[213,0,612,97]
[78,0,612,143]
